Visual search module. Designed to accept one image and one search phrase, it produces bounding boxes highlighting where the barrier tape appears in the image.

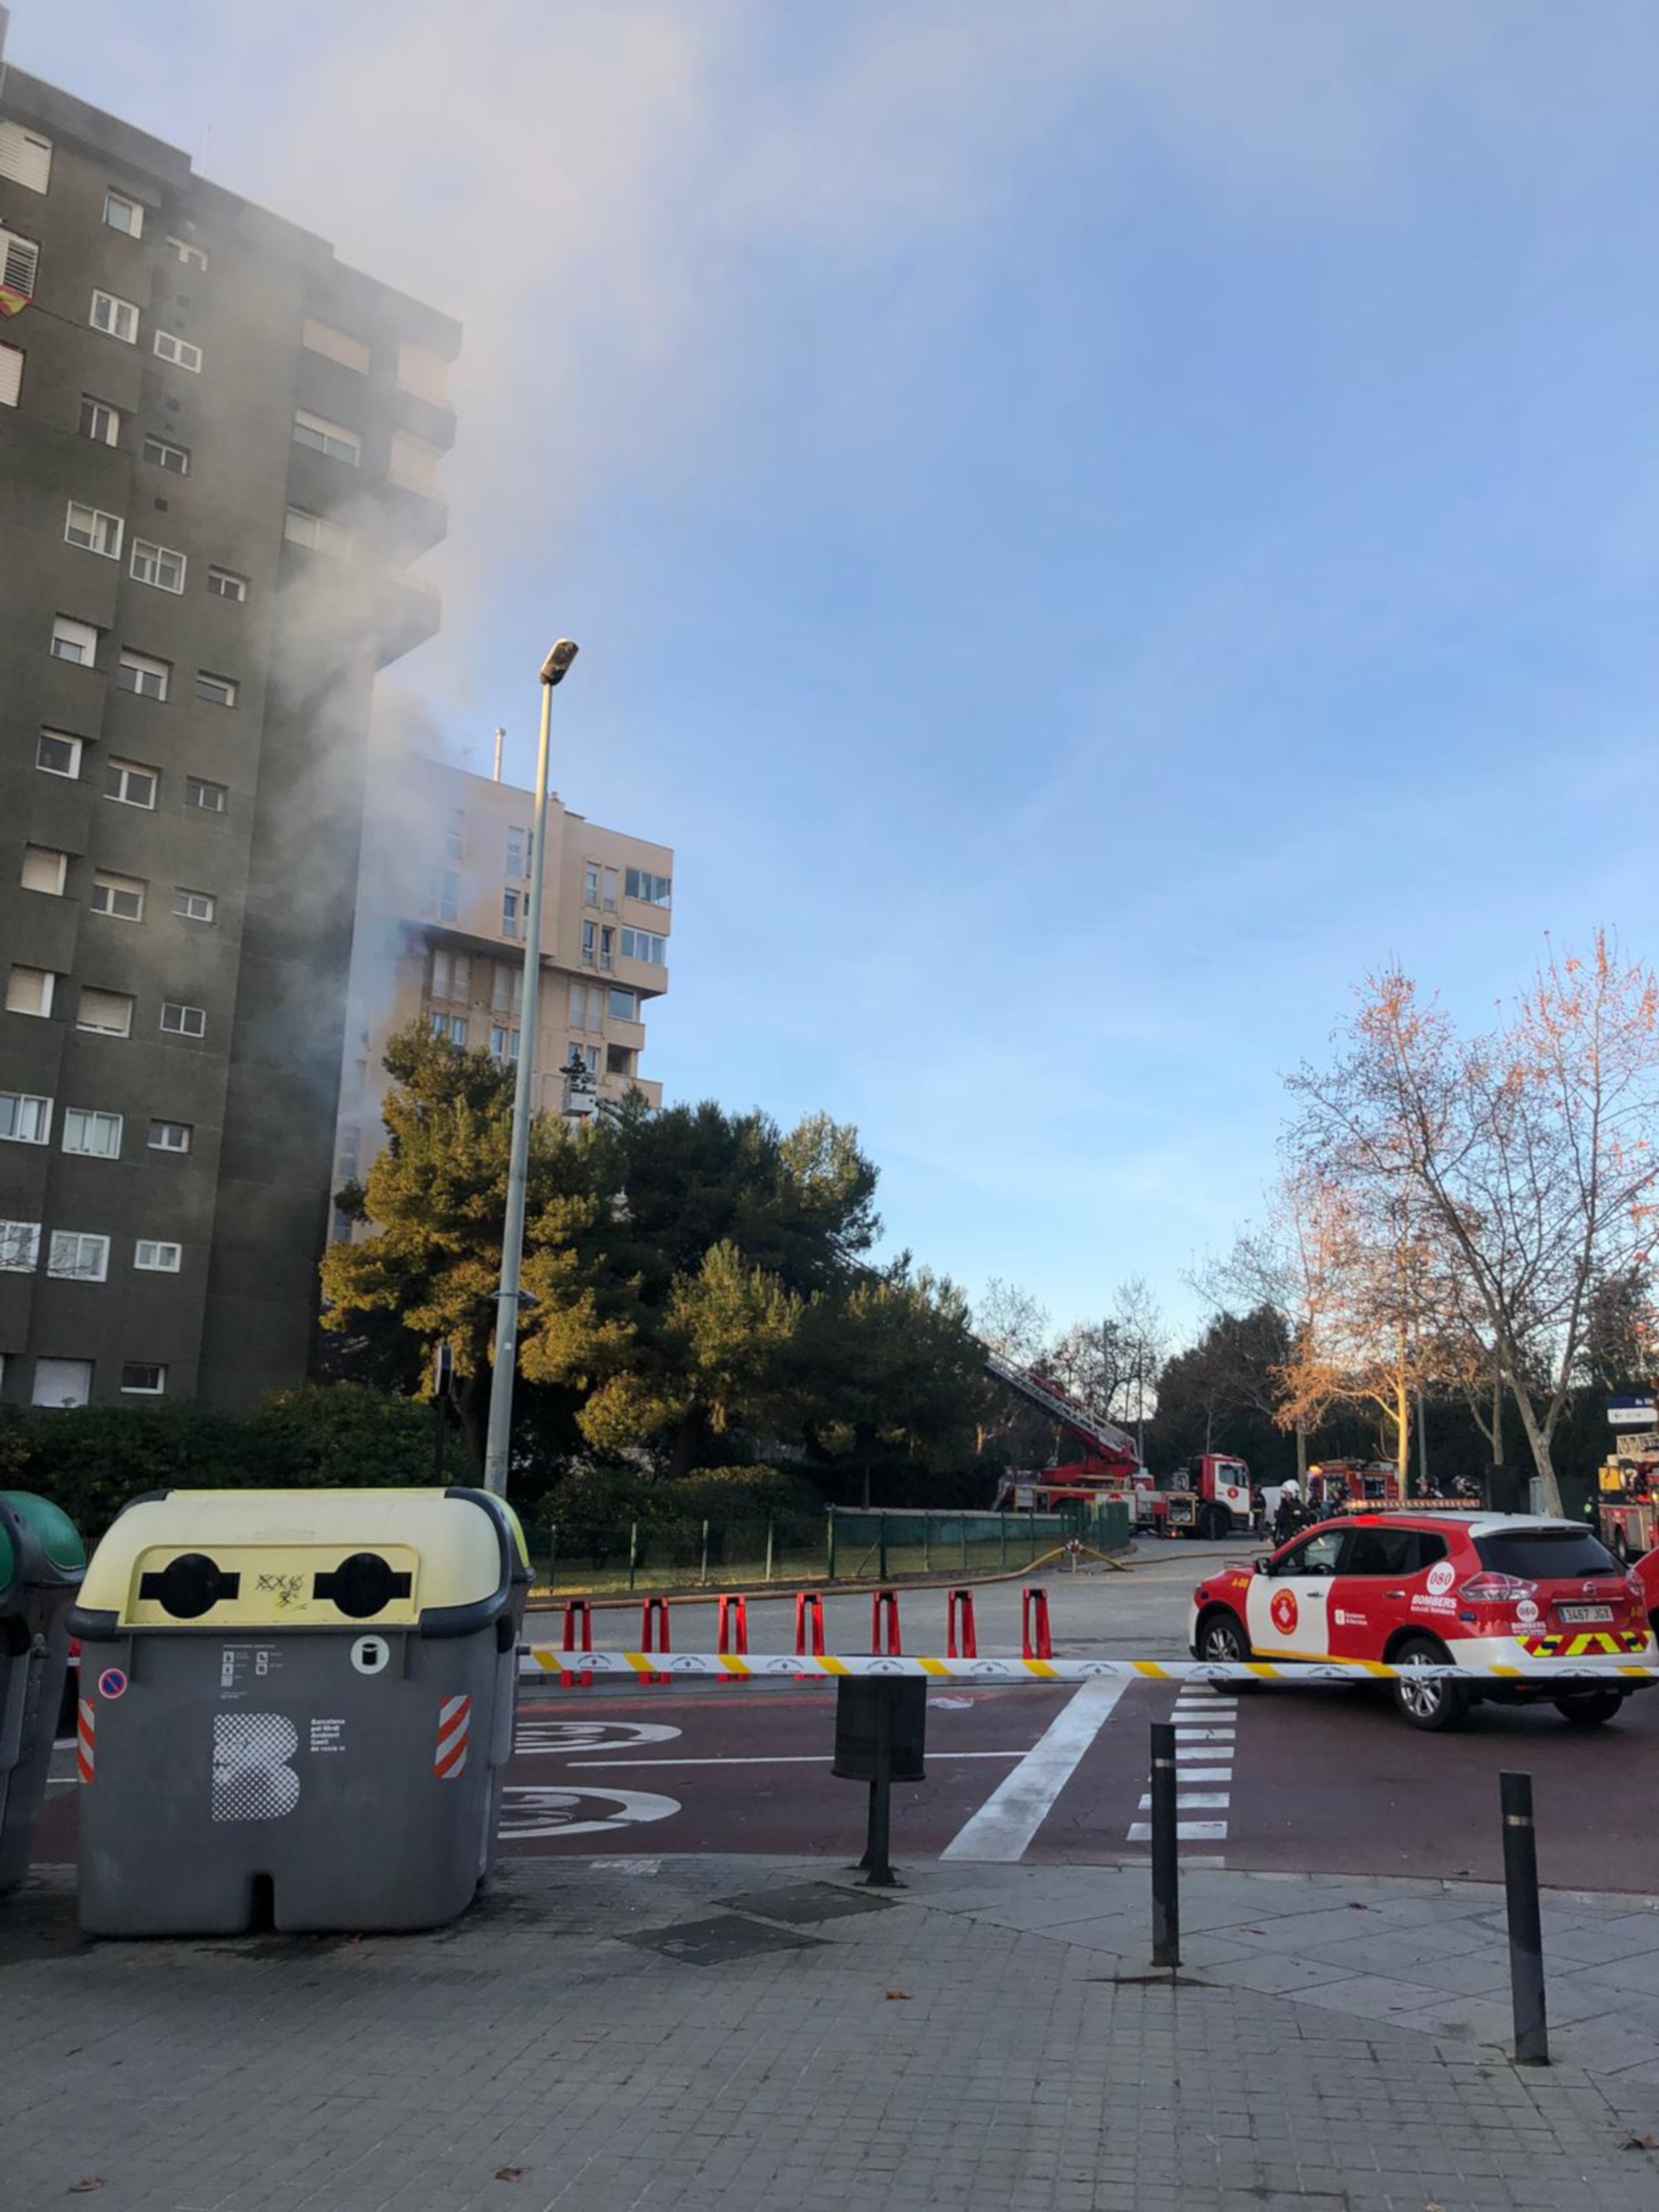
[519,1650,1659,1685]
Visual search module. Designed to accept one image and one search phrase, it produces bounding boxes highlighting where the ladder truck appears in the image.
[983,1349,1150,1517]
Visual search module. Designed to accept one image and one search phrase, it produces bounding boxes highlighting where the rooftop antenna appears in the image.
[493,727,505,782]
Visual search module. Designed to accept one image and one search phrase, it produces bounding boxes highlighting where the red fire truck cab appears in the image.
[1148,1454,1253,1541]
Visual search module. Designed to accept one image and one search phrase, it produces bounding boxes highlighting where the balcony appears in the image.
[374,572,442,667]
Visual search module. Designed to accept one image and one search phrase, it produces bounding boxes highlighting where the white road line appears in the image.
[568,1751,1027,1769]
[941,1678,1130,1863]
[1174,1728,1235,1742]
[1166,1766,1230,1782]
[1138,1792,1230,1811]
[1126,1820,1228,1842]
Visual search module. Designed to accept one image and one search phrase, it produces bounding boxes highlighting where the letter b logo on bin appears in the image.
[212,1712,300,1824]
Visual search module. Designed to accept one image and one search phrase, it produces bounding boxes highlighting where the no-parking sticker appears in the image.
[97,1667,127,1700]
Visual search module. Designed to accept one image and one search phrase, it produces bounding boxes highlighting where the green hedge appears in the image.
[0,1385,470,1541]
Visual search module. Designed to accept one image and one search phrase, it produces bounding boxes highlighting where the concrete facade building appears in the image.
[334,759,672,1206]
[0,57,459,1411]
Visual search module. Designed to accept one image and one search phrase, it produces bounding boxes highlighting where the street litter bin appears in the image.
[0,1491,86,1895]
[71,1486,530,1936]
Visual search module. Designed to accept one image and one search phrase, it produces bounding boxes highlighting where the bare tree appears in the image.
[1289,934,1659,1515]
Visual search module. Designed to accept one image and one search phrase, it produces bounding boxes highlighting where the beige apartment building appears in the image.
[334,756,672,1205]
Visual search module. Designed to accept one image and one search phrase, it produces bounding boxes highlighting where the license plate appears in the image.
[1559,1605,1614,1624]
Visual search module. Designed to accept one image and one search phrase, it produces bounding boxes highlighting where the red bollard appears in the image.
[641,1594,671,1684]
[561,1597,594,1689]
[1022,1584,1053,1662]
[947,1587,978,1660]
[871,1587,902,1656]
[795,1591,826,1680]
[717,1593,749,1681]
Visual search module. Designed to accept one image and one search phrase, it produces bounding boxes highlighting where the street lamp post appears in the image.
[482,641,579,1498]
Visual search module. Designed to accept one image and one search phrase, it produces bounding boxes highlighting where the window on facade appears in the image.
[621,927,667,966]
[506,826,531,879]
[121,1362,166,1394]
[206,567,247,602]
[80,395,121,445]
[195,671,238,707]
[135,1240,182,1273]
[161,1001,207,1039]
[0,342,22,407]
[77,988,133,1037]
[185,776,227,813]
[173,889,215,923]
[428,1012,468,1046]
[501,889,522,938]
[36,731,82,778]
[115,652,169,701]
[50,617,98,665]
[167,235,209,271]
[439,872,459,922]
[397,340,450,406]
[293,408,361,465]
[1,229,39,303]
[90,289,138,343]
[580,1044,601,1077]
[6,967,55,1018]
[102,190,144,237]
[445,808,464,860]
[489,1026,520,1065]
[153,330,202,373]
[606,1044,635,1079]
[568,981,588,1029]
[48,1231,109,1282]
[583,863,599,908]
[0,1223,41,1273]
[0,1094,51,1145]
[608,988,638,1022]
[105,759,158,809]
[388,430,441,496]
[21,846,68,897]
[0,122,52,193]
[624,867,673,908]
[431,949,472,1001]
[599,927,615,970]
[131,540,186,593]
[148,1119,192,1153]
[142,433,190,474]
[90,871,145,922]
[284,506,352,557]
[65,502,122,558]
[33,1359,92,1409]
[62,1109,122,1158]
[490,963,523,1016]
[301,317,370,373]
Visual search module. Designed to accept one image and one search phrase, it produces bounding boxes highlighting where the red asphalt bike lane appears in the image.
[32,1673,1657,1890]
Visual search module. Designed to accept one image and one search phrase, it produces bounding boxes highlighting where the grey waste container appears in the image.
[71,1485,529,1936]
[0,1491,86,1894]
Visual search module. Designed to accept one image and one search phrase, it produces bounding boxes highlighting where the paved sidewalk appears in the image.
[4,1856,1658,2211]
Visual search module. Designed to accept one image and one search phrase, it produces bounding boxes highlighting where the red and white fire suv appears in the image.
[1188,1511,1655,1731]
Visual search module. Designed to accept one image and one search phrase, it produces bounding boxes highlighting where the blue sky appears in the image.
[17,3,1659,1341]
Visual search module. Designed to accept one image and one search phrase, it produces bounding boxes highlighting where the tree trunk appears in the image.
[1294,1421,1307,1480]
[1503,1365,1563,1517]
[667,1407,707,1481]
[456,1366,489,1471]
[1491,1355,1504,1465]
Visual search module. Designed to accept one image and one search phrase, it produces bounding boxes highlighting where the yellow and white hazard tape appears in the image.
[520,1650,1659,1685]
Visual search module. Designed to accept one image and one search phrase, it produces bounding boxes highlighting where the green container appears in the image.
[1,1491,87,1895]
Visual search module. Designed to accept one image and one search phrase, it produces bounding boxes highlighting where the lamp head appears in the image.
[541,640,580,686]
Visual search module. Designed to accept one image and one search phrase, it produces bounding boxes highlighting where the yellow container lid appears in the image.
[75,1487,516,1636]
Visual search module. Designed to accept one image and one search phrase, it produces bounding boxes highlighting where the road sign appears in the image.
[1607,1396,1655,1429]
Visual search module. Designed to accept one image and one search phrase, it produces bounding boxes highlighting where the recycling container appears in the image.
[71,1486,530,1936]
[0,1491,86,1894]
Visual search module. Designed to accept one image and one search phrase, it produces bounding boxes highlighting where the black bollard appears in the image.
[1501,1770,1548,2065]
[862,1681,897,1887]
[1151,1720,1180,1969]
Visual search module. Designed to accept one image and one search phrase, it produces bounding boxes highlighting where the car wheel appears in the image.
[1390,1636,1469,1733]
[1553,1689,1625,1727]
[1198,1505,1229,1542]
[1196,1610,1255,1681]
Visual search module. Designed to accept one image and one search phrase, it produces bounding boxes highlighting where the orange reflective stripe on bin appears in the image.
[76,1698,95,1785]
[433,1694,471,1780]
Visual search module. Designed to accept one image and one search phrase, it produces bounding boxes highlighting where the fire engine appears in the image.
[1597,1457,1656,1561]
[1306,1460,1403,1515]
[1148,1453,1253,1540]
[985,1348,1149,1517]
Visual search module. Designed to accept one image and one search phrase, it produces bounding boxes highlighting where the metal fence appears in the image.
[526,1502,1126,1595]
